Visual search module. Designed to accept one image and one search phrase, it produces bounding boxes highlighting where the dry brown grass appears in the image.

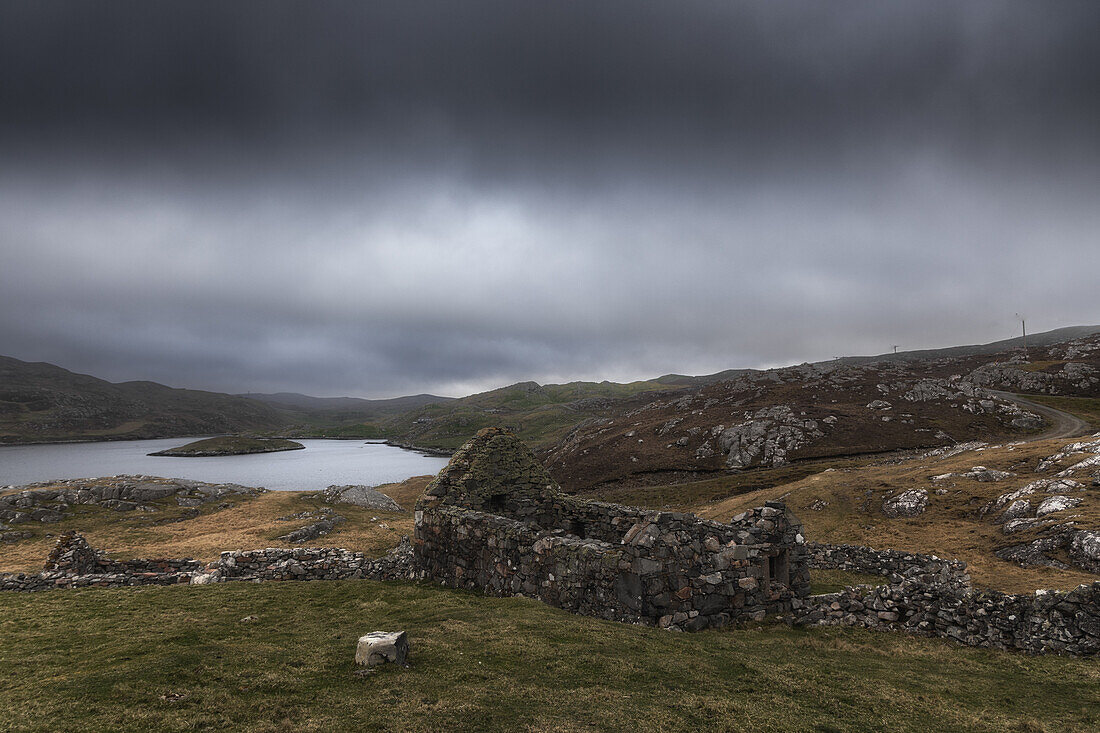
[0,475,434,573]
[692,436,1100,593]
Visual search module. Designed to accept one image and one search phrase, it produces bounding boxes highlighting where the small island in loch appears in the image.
[149,436,305,457]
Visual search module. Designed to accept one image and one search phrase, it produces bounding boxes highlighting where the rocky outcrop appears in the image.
[1070,532,1100,574]
[882,489,928,518]
[967,361,1100,396]
[322,485,403,512]
[716,406,825,469]
[0,476,262,526]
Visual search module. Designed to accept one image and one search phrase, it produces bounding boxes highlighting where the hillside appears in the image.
[543,332,1100,491]
[0,356,289,443]
[2,327,1097,453]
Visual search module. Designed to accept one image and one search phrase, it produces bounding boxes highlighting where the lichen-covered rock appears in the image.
[882,489,928,518]
[1070,531,1100,573]
[1035,495,1083,517]
[998,499,1032,523]
[322,485,402,512]
[964,466,1015,482]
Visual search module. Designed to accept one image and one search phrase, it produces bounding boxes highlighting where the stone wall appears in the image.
[805,541,970,585]
[0,532,414,592]
[215,540,412,582]
[414,427,810,631]
[798,541,1100,655]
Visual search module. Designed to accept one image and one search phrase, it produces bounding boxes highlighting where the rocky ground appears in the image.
[0,475,429,573]
[542,333,1100,491]
[693,432,1100,592]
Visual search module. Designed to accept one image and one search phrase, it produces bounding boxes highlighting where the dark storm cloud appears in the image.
[1,2,1098,396]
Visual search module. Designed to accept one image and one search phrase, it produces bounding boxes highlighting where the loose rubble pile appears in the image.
[414,427,810,631]
[799,542,1100,655]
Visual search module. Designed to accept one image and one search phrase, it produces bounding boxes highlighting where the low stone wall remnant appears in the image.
[798,540,1100,655]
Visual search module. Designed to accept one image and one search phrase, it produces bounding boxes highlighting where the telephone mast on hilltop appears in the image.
[1015,313,1028,356]
[892,345,899,354]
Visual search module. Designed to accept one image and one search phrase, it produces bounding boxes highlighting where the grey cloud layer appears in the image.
[1,2,1097,396]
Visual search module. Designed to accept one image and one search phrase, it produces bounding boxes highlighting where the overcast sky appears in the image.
[1,2,1098,398]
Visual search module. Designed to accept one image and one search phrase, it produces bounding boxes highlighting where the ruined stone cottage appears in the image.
[414,427,810,631]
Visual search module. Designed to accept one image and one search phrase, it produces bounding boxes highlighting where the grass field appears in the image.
[1,579,1098,732]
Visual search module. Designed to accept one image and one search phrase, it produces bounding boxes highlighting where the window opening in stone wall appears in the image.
[568,520,586,539]
[770,550,790,587]
[488,494,508,513]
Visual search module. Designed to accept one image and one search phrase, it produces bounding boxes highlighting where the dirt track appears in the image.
[990,390,1092,441]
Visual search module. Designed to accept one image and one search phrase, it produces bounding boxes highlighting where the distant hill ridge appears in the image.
[2,324,1098,446]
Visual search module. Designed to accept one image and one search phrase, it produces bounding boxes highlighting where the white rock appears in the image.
[356,631,409,668]
[1036,495,1083,517]
[882,489,928,518]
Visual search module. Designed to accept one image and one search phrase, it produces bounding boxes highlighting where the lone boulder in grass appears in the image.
[355,631,409,668]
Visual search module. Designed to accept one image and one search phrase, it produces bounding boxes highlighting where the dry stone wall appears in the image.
[799,540,1100,655]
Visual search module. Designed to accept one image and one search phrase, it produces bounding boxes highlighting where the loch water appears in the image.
[0,438,450,490]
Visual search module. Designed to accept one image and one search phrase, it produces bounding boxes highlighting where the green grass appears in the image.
[809,569,886,595]
[1,581,1097,732]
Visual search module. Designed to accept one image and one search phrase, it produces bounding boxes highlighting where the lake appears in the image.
[0,438,451,491]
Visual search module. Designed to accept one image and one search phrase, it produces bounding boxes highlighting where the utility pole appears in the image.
[1015,313,1028,356]
[892,345,899,354]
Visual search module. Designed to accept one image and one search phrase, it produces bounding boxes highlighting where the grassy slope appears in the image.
[364,380,675,452]
[1,580,1098,732]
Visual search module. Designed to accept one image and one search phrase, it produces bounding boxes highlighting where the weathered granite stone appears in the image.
[882,489,928,518]
[355,631,409,667]
[1036,495,1083,517]
[322,485,403,512]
